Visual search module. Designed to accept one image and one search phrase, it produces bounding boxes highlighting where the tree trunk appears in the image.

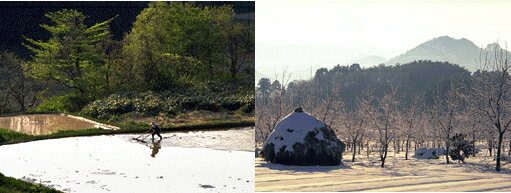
[489,140,493,157]
[496,132,504,171]
[366,140,370,158]
[472,130,477,150]
[405,138,410,160]
[396,140,400,154]
[393,140,396,154]
[445,141,450,164]
[358,141,362,155]
[381,143,388,168]
[508,139,511,157]
[352,142,357,162]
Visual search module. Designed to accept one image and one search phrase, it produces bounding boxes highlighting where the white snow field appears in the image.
[256,151,511,192]
[0,128,254,193]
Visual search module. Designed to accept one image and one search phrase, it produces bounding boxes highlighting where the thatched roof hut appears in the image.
[262,108,345,166]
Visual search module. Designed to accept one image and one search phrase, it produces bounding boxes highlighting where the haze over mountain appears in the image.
[257,36,511,83]
[256,43,399,81]
[352,55,387,66]
[388,36,479,71]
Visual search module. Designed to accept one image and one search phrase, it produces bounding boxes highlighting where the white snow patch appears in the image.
[413,147,446,159]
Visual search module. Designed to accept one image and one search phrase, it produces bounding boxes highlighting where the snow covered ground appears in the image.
[256,151,511,192]
[0,128,254,193]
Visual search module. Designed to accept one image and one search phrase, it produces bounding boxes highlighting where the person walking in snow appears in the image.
[151,122,163,140]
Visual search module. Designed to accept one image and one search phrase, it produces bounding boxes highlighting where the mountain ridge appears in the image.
[387,36,509,72]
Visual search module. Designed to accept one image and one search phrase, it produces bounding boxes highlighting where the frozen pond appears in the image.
[0,114,117,135]
[0,128,255,193]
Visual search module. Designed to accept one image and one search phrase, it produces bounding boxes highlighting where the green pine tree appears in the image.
[24,9,115,99]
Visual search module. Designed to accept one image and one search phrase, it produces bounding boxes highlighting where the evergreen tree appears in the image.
[257,78,271,95]
[449,133,476,163]
[23,9,115,98]
[271,80,282,95]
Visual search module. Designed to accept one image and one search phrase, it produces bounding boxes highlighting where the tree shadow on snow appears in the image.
[258,162,352,172]
[459,161,511,174]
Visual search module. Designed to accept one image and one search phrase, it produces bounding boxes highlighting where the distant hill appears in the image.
[256,43,399,82]
[352,55,387,66]
[387,36,510,72]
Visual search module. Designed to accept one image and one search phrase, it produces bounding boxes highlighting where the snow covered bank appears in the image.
[262,108,345,166]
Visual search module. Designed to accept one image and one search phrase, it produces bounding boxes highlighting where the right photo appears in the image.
[255,0,511,192]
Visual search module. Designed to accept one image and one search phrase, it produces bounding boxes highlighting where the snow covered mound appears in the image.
[413,147,446,159]
[261,108,345,166]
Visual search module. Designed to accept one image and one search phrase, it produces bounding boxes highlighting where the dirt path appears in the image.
[256,153,511,192]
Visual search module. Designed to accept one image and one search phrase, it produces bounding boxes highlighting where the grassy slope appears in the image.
[0,173,62,193]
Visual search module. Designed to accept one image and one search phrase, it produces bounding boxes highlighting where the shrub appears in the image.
[81,94,133,119]
[198,101,222,112]
[133,93,163,115]
[32,93,87,113]
[221,96,244,111]
[162,98,180,115]
[81,91,254,119]
[449,133,476,163]
[238,103,255,114]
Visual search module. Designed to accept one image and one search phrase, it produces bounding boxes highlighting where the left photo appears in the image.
[0,1,255,193]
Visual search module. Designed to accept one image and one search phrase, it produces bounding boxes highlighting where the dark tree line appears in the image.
[258,60,472,112]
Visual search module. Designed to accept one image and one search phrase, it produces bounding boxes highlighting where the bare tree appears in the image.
[402,94,425,160]
[364,87,399,168]
[0,51,43,112]
[474,44,511,171]
[356,90,376,159]
[342,110,365,162]
[434,85,465,164]
[255,68,292,145]
[311,80,343,126]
